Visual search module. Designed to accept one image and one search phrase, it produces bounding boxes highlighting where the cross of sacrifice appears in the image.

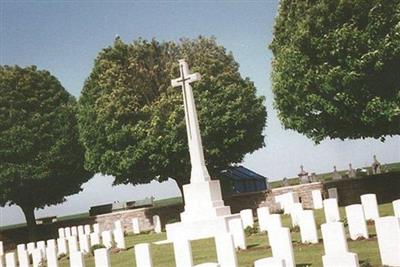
[171,59,211,183]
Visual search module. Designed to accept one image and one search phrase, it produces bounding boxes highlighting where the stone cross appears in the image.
[172,59,211,183]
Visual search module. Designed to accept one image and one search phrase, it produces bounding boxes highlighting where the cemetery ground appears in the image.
[53,203,394,267]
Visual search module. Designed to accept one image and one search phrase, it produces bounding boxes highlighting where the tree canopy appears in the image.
[270,0,400,143]
[0,65,92,237]
[78,37,267,190]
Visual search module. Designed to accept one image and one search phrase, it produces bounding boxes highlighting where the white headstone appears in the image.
[153,215,162,233]
[46,244,59,267]
[375,216,400,266]
[93,223,100,233]
[114,220,122,231]
[90,232,101,247]
[84,224,91,235]
[360,194,379,220]
[327,188,338,200]
[64,227,71,238]
[57,238,68,256]
[71,226,78,236]
[0,241,3,256]
[265,214,283,232]
[256,207,270,232]
[312,190,323,209]
[69,251,85,267]
[215,233,237,267]
[36,240,46,259]
[113,229,126,249]
[26,242,35,255]
[78,225,85,236]
[78,234,90,254]
[134,243,153,267]
[47,239,56,249]
[67,236,79,253]
[268,227,295,267]
[323,198,340,222]
[173,239,193,267]
[322,253,359,267]
[32,248,43,267]
[16,243,26,258]
[345,204,369,240]
[94,248,111,267]
[16,247,29,267]
[321,222,348,255]
[240,209,254,228]
[393,199,400,218]
[299,210,318,244]
[132,218,141,234]
[227,217,246,250]
[254,257,285,267]
[101,231,113,248]
[321,221,360,267]
[58,228,65,238]
[275,192,299,214]
[289,203,303,227]
[5,252,16,267]
[194,264,218,267]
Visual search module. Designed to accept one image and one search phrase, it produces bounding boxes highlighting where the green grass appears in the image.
[55,203,394,267]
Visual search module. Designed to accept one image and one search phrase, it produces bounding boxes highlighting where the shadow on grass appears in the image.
[296,264,312,267]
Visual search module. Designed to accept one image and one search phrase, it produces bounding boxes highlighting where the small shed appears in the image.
[219,166,269,195]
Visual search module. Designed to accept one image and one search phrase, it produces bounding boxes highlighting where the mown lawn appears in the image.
[57,203,395,267]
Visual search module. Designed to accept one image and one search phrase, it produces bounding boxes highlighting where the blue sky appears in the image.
[1,1,399,226]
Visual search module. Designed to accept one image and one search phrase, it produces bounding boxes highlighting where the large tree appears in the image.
[270,0,400,143]
[0,66,92,239]
[78,37,267,191]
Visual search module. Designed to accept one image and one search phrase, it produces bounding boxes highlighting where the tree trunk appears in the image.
[20,205,37,241]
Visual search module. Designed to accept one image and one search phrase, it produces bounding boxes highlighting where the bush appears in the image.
[244,226,258,236]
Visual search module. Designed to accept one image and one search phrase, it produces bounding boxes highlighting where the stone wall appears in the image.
[224,182,324,213]
[323,172,400,206]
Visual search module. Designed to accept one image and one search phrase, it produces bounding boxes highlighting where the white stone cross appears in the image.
[171,59,210,183]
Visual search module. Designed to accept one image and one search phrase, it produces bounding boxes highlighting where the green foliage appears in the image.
[0,65,92,228]
[244,225,259,236]
[78,37,267,188]
[270,0,400,142]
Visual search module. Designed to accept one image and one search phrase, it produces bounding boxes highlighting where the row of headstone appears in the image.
[59,223,99,239]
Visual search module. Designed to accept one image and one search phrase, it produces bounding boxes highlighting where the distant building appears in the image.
[219,166,269,195]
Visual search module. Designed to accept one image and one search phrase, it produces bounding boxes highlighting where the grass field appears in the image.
[54,203,395,267]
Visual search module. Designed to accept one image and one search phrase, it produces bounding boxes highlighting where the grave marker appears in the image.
[240,209,254,228]
[323,198,340,222]
[299,210,318,244]
[268,227,295,267]
[67,236,79,253]
[132,218,141,234]
[113,229,126,249]
[78,234,90,254]
[93,223,100,233]
[94,248,111,267]
[254,257,285,267]
[134,243,153,267]
[256,207,270,232]
[32,248,43,267]
[5,252,16,267]
[16,248,29,267]
[215,233,238,267]
[46,245,59,267]
[375,216,400,266]
[69,251,85,267]
[101,231,113,248]
[84,224,91,235]
[78,225,85,236]
[361,194,379,220]
[312,190,323,209]
[153,215,162,233]
[227,217,246,250]
[90,232,101,247]
[173,239,193,267]
[57,238,68,256]
[345,204,369,240]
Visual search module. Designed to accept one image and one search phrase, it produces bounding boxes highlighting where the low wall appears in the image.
[224,182,324,213]
[324,172,400,206]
